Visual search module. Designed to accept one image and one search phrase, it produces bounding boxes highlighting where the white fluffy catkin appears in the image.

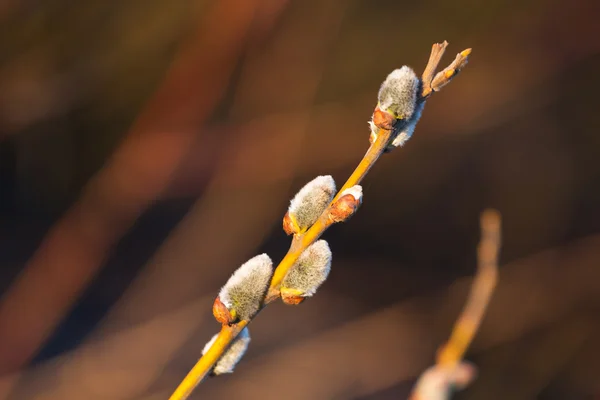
[288,175,336,232]
[377,66,420,120]
[202,328,251,375]
[219,254,273,320]
[389,99,425,148]
[282,240,332,297]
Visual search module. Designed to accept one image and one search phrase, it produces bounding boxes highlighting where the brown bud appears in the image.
[372,107,396,130]
[328,186,363,224]
[282,212,298,236]
[213,296,236,325]
[281,293,305,305]
[280,287,306,305]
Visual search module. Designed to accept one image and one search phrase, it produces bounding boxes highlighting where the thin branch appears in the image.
[436,209,501,367]
[168,41,472,400]
[168,322,248,399]
[409,209,501,400]
[430,49,472,95]
[421,41,448,98]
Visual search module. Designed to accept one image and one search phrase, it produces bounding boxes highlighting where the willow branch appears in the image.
[168,322,247,400]
[436,209,501,367]
[168,128,394,400]
[267,127,394,296]
[430,48,472,95]
[409,210,501,400]
[169,41,472,400]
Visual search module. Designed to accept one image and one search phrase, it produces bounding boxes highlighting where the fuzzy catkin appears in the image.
[288,176,336,232]
[339,185,362,203]
[390,99,424,148]
[202,328,251,375]
[282,240,332,297]
[219,254,273,320]
[378,66,420,120]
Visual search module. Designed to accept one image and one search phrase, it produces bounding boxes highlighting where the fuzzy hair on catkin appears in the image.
[378,66,420,120]
[282,240,332,297]
[219,254,273,320]
[288,175,336,231]
[389,99,425,148]
[202,328,251,375]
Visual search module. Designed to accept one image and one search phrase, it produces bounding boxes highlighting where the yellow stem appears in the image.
[168,128,393,400]
[170,41,473,400]
[168,321,248,400]
[269,127,393,289]
[436,210,500,367]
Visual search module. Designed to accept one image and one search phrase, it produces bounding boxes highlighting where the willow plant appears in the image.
[169,41,474,400]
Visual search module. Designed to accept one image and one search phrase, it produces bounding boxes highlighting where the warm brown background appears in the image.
[1,0,599,399]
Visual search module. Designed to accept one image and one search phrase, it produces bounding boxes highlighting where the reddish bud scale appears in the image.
[213,296,235,325]
[281,292,306,305]
[328,194,361,223]
[372,107,396,130]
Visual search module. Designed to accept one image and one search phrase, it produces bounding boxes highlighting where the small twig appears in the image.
[409,210,500,400]
[436,209,500,367]
[168,128,395,400]
[421,41,449,99]
[429,48,472,95]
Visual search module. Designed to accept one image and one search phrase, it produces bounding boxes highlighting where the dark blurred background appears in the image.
[1,0,599,399]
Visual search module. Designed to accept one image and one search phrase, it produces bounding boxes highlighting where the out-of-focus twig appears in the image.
[410,209,501,400]
[421,41,449,98]
[0,0,261,375]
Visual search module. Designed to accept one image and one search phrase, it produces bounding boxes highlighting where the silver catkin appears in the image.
[219,254,273,320]
[288,175,336,231]
[282,240,332,297]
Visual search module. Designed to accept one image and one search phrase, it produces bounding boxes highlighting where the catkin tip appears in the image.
[286,175,336,234]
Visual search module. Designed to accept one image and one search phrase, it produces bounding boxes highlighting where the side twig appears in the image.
[410,209,501,400]
[169,41,472,400]
[421,41,449,98]
[430,49,472,94]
